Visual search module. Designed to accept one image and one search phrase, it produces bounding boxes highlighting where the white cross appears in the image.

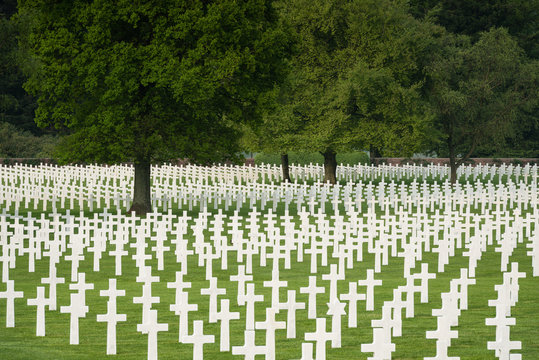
[0,245,11,283]
[255,307,286,360]
[230,265,253,306]
[279,290,305,338]
[454,268,475,310]
[27,286,50,336]
[182,320,215,360]
[136,265,160,285]
[426,291,460,360]
[357,269,382,311]
[506,262,526,306]
[69,272,94,300]
[486,314,521,359]
[150,224,170,271]
[263,268,288,309]
[400,279,417,318]
[379,288,407,337]
[88,231,105,272]
[60,292,89,345]
[411,263,436,303]
[96,279,127,355]
[361,326,395,360]
[133,281,160,327]
[200,276,226,323]
[232,330,268,360]
[241,283,264,331]
[167,271,192,303]
[215,298,240,351]
[137,309,168,360]
[0,279,24,327]
[65,238,85,282]
[340,282,365,328]
[304,317,333,360]
[322,264,344,303]
[170,291,198,342]
[300,276,325,319]
[109,241,129,276]
[59,272,94,344]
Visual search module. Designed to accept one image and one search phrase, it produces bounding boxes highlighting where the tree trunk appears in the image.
[128,159,152,216]
[448,138,457,185]
[281,153,291,183]
[451,137,477,185]
[369,145,381,165]
[322,150,337,185]
[449,157,458,185]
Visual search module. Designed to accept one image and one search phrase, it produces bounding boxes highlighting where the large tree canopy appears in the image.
[0,0,39,134]
[19,0,291,214]
[409,0,539,158]
[267,0,441,183]
[427,28,538,183]
[411,0,539,59]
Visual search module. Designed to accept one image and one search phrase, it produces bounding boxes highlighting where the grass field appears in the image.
[0,199,537,359]
[0,162,537,359]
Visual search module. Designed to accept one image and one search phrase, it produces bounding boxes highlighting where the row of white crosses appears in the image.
[0,197,537,294]
[1,200,537,359]
[2,159,533,188]
[485,262,526,360]
[0,200,536,279]
[1,162,536,213]
[424,269,475,360]
[0,183,538,281]
[361,264,437,360]
[16,178,539,215]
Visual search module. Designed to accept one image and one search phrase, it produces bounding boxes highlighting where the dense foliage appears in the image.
[268,0,440,156]
[18,0,292,213]
[426,28,538,182]
[0,122,57,158]
[409,0,539,158]
[0,0,39,135]
[19,0,291,165]
[0,0,535,189]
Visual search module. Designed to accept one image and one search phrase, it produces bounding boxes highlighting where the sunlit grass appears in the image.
[0,204,537,359]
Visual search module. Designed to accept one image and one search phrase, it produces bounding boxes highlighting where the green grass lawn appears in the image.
[0,205,537,359]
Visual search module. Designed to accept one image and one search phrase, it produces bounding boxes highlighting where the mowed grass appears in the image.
[0,207,538,359]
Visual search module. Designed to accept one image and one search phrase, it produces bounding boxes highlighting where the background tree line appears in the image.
[1,0,58,158]
[1,0,537,213]
[242,0,538,184]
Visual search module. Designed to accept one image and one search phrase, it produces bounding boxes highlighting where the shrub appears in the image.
[0,122,58,158]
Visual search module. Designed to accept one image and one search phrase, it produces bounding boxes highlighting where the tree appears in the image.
[273,0,440,183]
[240,80,302,183]
[19,0,291,214]
[0,0,39,135]
[409,0,539,158]
[409,0,539,58]
[426,28,538,183]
